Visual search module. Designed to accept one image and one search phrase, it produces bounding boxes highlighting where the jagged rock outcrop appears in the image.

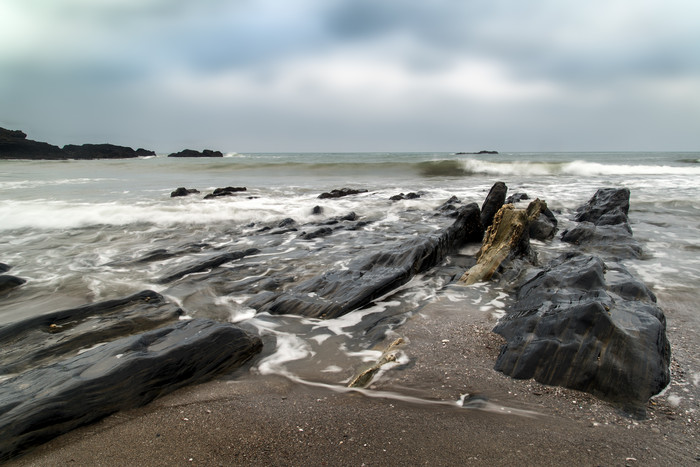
[562,188,642,259]
[480,182,508,229]
[0,319,263,461]
[318,188,368,199]
[459,199,546,285]
[493,252,670,414]
[247,204,484,319]
[167,149,223,158]
[390,192,421,201]
[0,290,183,374]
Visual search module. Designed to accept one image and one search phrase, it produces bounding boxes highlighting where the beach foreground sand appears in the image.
[9,290,698,466]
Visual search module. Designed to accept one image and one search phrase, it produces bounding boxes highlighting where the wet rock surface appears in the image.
[480,181,507,229]
[247,203,484,319]
[318,188,368,199]
[203,186,247,199]
[170,187,200,197]
[0,275,25,295]
[562,187,641,258]
[0,290,183,374]
[0,318,262,461]
[493,252,670,414]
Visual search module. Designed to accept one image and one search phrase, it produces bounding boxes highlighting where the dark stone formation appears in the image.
[562,188,641,259]
[167,149,224,158]
[170,187,200,197]
[0,263,9,273]
[0,318,263,461]
[311,205,324,215]
[203,186,247,199]
[62,144,155,159]
[318,188,368,199]
[455,150,498,155]
[480,182,508,230]
[0,128,157,159]
[493,253,670,414]
[437,196,461,212]
[0,290,183,374]
[278,218,296,228]
[0,127,64,159]
[505,192,530,204]
[0,275,26,294]
[529,208,558,241]
[299,227,334,240]
[573,188,630,224]
[321,212,358,225]
[156,248,260,283]
[247,203,484,319]
[390,192,421,201]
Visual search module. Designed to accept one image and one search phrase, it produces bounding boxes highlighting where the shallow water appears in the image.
[1,151,699,392]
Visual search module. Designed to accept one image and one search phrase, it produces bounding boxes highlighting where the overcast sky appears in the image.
[1,0,699,152]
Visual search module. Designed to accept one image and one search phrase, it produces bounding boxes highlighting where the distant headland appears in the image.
[0,127,223,160]
[454,150,499,155]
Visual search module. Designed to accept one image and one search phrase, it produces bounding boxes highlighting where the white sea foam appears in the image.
[460,159,700,177]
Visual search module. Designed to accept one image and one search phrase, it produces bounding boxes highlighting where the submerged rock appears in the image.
[0,275,26,295]
[0,290,183,374]
[0,263,9,273]
[0,318,262,461]
[247,203,484,319]
[203,186,247,199]
[156,248,260,284]
[318,188,368,199]
[493,253,670,414]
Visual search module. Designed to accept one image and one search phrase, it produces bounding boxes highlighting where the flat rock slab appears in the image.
[493,253,670,414]
[0,318,263,461]
[247,204,484,319]
[0,290,183,374]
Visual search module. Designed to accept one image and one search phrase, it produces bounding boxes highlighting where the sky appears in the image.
[1,0,699,153]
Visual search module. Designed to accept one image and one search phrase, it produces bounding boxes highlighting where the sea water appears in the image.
[1,152,699,390]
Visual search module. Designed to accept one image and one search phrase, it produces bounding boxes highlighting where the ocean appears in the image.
[1,151,699,394]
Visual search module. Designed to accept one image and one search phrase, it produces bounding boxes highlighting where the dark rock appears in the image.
[0,275,25,294]
[322,212,358,225]
[318,188,368,199]
[574,188,630,224]
[62,144,155,159]
[0,263,9,273]
[0,290,183,374]
[299,227,334,240]
[167,149,224,158]
[505,192,530,204]
[562,188,641,259]
[157,248,260,284]
[247,203,483,319]
[203,186,247,199]
[0,127,64,159]
[455,150,498,155]
[390,192,421,201]
[311,206,324,215]
[480,182,508,229]
[493,253,670,413]
[437,196,461,212]
[278,218,296,228]
[170,187,200,197]
[0,319,262,461]
[529,208,558,241]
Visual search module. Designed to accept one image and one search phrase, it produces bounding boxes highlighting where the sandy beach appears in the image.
[8,286,697,466]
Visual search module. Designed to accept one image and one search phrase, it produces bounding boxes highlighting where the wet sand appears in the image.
[8,290,698,466]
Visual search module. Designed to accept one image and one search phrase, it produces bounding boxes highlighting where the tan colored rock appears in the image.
[348,338,405,388]
[459,199,546,285]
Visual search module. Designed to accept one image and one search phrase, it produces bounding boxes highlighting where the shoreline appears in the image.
[9,289,697,466]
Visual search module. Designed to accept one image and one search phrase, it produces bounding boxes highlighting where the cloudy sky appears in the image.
[1,0,699,152]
